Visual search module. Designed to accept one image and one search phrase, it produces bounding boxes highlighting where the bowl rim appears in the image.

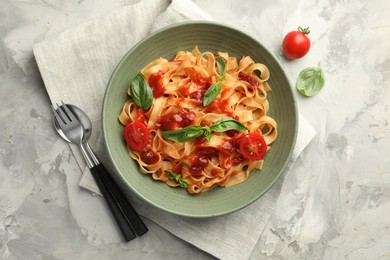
[102,20,298,218]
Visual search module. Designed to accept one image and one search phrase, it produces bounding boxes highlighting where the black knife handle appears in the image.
[90,165,136,242]
[94,163,148,237]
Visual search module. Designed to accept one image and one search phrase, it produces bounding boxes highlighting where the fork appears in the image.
[52,102,147,241]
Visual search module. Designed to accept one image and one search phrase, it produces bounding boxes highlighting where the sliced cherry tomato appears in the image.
[239,133,267,160]
[282,27,311,59]
[124,121,150,151]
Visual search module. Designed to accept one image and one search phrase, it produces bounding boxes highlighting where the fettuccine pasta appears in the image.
[119,46,277,194]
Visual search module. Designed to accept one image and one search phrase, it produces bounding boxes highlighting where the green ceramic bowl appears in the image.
[102,21,297,218]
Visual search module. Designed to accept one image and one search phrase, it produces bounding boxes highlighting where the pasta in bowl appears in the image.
[103,21,297,217]
[118,47,277,194]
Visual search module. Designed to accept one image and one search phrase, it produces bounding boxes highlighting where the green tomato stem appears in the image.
[298,26,310,35]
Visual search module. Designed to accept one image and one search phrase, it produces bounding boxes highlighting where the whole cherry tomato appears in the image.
[282,27,311,59]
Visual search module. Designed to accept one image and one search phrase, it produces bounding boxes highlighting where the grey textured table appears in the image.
[1,0,390,259]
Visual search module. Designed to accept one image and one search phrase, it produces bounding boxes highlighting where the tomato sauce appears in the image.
[217,134,241,154]
[225,129,239,137]
[135,106,146,121]
[189,89,206,101]
[156,111,196,131]
[187,147,219,175]
[205,99,239,120]
[140,149,159,164]
[231,155,245,166]
[148,71,166,98]
[218,140,235,154]
[197,147,219,158]
[172,162,183,175]
[192,73,212,87]
[178,83,191,97]
[193,135,207,147]
[178,73,212,102]
[220,157,232,169]
[189,153,209,175]
[238,71,259,88]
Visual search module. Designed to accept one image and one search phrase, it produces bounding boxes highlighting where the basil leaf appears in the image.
[203,82,221,106]
[203,127,212,141]
[178,179,189,189]
[130,73,153,109]
[216,57,227,79]
[161,118,247,143]
[165,170,189,188]
[210,117,248,132]
[296,64,325,97]
[202,58,226,106]
[161,125,206,142]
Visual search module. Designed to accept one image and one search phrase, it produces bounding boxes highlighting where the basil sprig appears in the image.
[165,170,189,188]
[161,126,206,143]
[296,63,325,97]
[130,73,153,110]
[203,57,227,106]
[161,117,247,143]
[209,117,247,132]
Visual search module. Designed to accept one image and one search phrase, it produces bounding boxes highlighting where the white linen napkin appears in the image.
[33,0,316,259]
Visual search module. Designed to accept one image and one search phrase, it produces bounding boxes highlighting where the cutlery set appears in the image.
[51,102,148,241]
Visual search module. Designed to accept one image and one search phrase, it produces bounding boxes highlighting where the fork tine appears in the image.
[56,103,70,124]
[59,101,78,123]
[55,102,70,124]
[51,105,65,126]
